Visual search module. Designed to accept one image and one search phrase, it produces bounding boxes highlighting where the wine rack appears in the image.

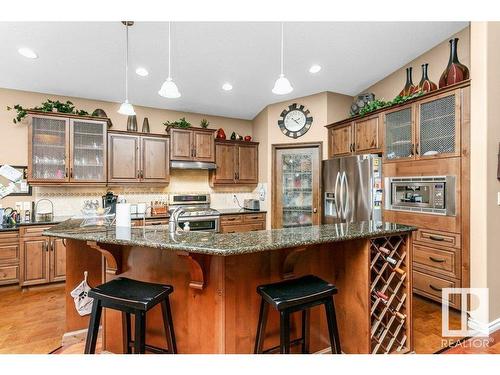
[370,234,411,354]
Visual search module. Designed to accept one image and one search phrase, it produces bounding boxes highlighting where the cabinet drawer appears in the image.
[19,226,52,237]
[413,244,459,278]
[0,231,19,244]
[0,265,19,284]
[221,223,264,234]
[220,215,243,225]
[415,229,460,249]
[243,213,266,223]
[413,270,459,306]
[0,244,19,263]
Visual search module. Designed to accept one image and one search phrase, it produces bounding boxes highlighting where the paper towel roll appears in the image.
[116,203,131,228]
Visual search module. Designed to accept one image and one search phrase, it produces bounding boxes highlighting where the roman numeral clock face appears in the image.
[278,103,313,138]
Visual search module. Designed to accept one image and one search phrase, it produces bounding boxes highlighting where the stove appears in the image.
[168,194,220,232]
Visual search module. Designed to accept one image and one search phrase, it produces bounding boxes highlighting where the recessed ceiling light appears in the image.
[18,47,38,59]
[222,83,233,91]
[135,67,149,77]
[309,64,322,74]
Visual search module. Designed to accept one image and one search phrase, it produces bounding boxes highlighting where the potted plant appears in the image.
[7,99,92,124]
[163,117,191,131]
[200,118,210,128]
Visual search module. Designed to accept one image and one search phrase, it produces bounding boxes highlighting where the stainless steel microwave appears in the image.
[384,176,456,216]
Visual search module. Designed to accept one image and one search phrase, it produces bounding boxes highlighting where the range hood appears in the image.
[170,161,217,170]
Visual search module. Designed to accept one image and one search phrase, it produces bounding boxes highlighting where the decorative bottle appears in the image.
[399,67,416,96]
[416,63,437,94]
[439,38,470,88]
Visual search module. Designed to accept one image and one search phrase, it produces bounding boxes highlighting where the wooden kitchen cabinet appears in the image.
[28,112,108,185]
[327,115,380,157]
[19,226,66,287]
[168,127,216,162]
[108,131,170,185]
[0,231,20,286]
[210,140,259,186]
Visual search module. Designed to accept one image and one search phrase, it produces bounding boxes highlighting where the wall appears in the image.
[469,22,500,325]
[0,87,254,211]
[252,91,353,228]
[360,26,470,100]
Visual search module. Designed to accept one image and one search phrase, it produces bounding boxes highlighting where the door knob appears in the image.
[313,208,317,213]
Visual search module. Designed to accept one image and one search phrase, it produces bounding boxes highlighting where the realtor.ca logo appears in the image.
[441,288,492,349]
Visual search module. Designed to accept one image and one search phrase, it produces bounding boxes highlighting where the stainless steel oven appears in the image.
[384,176,456,216]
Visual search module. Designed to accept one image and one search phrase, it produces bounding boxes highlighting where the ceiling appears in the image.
[0,22,468,120]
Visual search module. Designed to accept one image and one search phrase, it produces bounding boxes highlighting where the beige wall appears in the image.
[361,26,470,100]
[251,91,353,228]
[470,22,500,324]
[0,87,253,208]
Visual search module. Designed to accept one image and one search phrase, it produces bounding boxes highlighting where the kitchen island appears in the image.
[44,220,415,354]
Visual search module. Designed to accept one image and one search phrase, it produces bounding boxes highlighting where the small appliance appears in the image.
[243,199,260,211]
[102,192,118,215]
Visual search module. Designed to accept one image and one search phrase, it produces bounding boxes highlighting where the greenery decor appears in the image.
[356,91,424,117]
[163,117,191,130]
[200,118,210,128]
[7,99,91,124]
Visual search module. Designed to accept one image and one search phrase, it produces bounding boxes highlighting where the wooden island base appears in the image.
[64,234,412,354]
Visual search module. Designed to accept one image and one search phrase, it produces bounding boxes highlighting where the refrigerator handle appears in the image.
[342,172,349,221]
[334,172,341,218]
[339,171,345,220]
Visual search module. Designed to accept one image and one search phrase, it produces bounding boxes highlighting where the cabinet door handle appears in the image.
[50,240,54,251]
[141,170,144,179]
[65,168,68,177]
[227,217,236,221]
[429,284,442,292]
[410,144,414,156]
[416,143,420,155]
[70,168,73,178]
[429,256,446,263]
[43,241,48,252]
[137,170,141,178]
[429,235,445,242]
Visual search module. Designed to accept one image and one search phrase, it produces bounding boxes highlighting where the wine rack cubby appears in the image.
[370,235,411,354]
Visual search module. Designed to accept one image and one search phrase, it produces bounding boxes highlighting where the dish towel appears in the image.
[70,271,94,316]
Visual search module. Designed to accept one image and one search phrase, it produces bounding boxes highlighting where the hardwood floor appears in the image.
[0,284,497,354]
[413,295,463,354]
[0,283,65,354]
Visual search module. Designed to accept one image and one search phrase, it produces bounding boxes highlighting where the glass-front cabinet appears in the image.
[28,113,107,184]
[384,106,414,162]
[383,90,461,162]
[274,146,321,228]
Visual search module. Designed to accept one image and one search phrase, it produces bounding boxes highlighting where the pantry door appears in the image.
[272,143,322,229]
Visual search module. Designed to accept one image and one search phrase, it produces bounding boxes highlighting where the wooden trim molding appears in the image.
[281,246,311,279]
[176,252,211,290]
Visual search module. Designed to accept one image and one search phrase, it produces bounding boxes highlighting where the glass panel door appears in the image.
[275,146,320,229]
[70,119,106,182]
[30,116,68,181]
[418,94,457,157]
[384,107,413,161]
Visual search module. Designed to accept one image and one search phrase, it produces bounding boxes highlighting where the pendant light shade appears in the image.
[272,74,293,95]
[118,100,136,116]
[118,21,135,115]
[159,22,181,99]
[272,22,293,95]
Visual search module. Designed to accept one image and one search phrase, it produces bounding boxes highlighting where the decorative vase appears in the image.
[216,128,226,140]
[439,38,470,88]
[127,115,137,132]
[416,64,437,94]
[142,117,150,133]
[399,67,416,96]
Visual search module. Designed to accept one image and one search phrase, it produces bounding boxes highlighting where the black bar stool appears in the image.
[84,277,177,354]
[254,274,341,354]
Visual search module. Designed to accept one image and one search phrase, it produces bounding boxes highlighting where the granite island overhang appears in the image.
[44,220,416,354]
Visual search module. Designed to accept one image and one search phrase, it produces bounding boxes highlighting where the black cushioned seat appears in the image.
[88,277,173,311]
[257,275,337,311]
[84,277,177,354]
[254,274,341,354]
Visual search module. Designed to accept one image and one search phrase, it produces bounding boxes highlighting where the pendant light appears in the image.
[118,21,136,115]
[158,22,181,98]
[272,22,293,95]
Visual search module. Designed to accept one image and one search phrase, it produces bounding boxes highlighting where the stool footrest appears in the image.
[262,337,305,354]
[127,341,172,354]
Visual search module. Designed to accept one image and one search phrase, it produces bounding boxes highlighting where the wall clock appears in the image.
[278,103,313,138]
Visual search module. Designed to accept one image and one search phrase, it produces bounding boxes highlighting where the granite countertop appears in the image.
[0,214,168,232]
[216,208,267,215]
[44,219,416,256]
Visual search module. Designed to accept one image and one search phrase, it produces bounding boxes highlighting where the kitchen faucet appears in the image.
[168,206,185,234]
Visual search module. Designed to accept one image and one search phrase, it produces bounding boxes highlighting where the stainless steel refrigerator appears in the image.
[322,154,382,224]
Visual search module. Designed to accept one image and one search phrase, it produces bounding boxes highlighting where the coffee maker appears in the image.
[102,192,118,214]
